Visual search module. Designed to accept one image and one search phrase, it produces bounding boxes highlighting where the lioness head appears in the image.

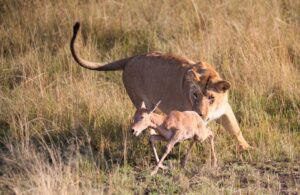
[186,63,231,122]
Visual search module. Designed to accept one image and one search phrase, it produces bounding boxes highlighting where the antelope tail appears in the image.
[70,22,132,71]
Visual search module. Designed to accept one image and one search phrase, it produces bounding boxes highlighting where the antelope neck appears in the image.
[149,113,165,129]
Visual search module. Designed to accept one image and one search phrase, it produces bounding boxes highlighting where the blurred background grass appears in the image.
[0,0,299,194]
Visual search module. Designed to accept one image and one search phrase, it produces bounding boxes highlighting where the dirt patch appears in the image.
[253,159,300,195]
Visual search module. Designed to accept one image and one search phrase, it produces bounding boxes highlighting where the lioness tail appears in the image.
[70,22,132,71]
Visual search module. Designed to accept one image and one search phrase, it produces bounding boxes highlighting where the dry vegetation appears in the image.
[0,0,300,194]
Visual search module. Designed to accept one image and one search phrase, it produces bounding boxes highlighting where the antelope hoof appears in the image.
[212,161,218,168]
[151,170,158,176]
[151,167,159,176]
[159,164,169,170]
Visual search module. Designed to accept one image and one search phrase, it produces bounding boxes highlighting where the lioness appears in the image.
[70,22,251,150]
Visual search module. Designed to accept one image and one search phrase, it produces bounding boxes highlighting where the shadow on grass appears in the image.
[0,116,157,173]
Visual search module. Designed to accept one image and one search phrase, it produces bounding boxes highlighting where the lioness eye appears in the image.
[208,95,215,103]
[193,92,198,100]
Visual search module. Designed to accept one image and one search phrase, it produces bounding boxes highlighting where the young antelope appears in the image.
[130,100,217,175]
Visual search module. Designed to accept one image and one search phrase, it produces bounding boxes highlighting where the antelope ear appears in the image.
[150,100,161,113]
[140,101,146,109]
[214,80,231,92]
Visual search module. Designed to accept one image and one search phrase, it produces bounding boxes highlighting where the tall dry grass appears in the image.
[0,0,299,194]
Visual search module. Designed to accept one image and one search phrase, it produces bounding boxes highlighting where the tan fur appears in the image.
[70,22,251,150]
[130,101,217,175]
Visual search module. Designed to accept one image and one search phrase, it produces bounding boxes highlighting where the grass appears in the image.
[0,0,299,194]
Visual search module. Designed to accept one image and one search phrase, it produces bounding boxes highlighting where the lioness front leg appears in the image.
[217,103,251,151]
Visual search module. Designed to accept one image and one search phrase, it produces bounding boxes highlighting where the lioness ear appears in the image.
[140,101,146,109]
[186,69,201,82]
[214,80,231,92]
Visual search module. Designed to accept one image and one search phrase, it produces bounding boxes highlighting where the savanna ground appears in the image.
[0,0,300,194]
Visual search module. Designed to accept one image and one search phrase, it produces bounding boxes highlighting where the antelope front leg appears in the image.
[209,134,217,168]
[149,135,168,170]
[181,140,195,168]
[151,140,177,176]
